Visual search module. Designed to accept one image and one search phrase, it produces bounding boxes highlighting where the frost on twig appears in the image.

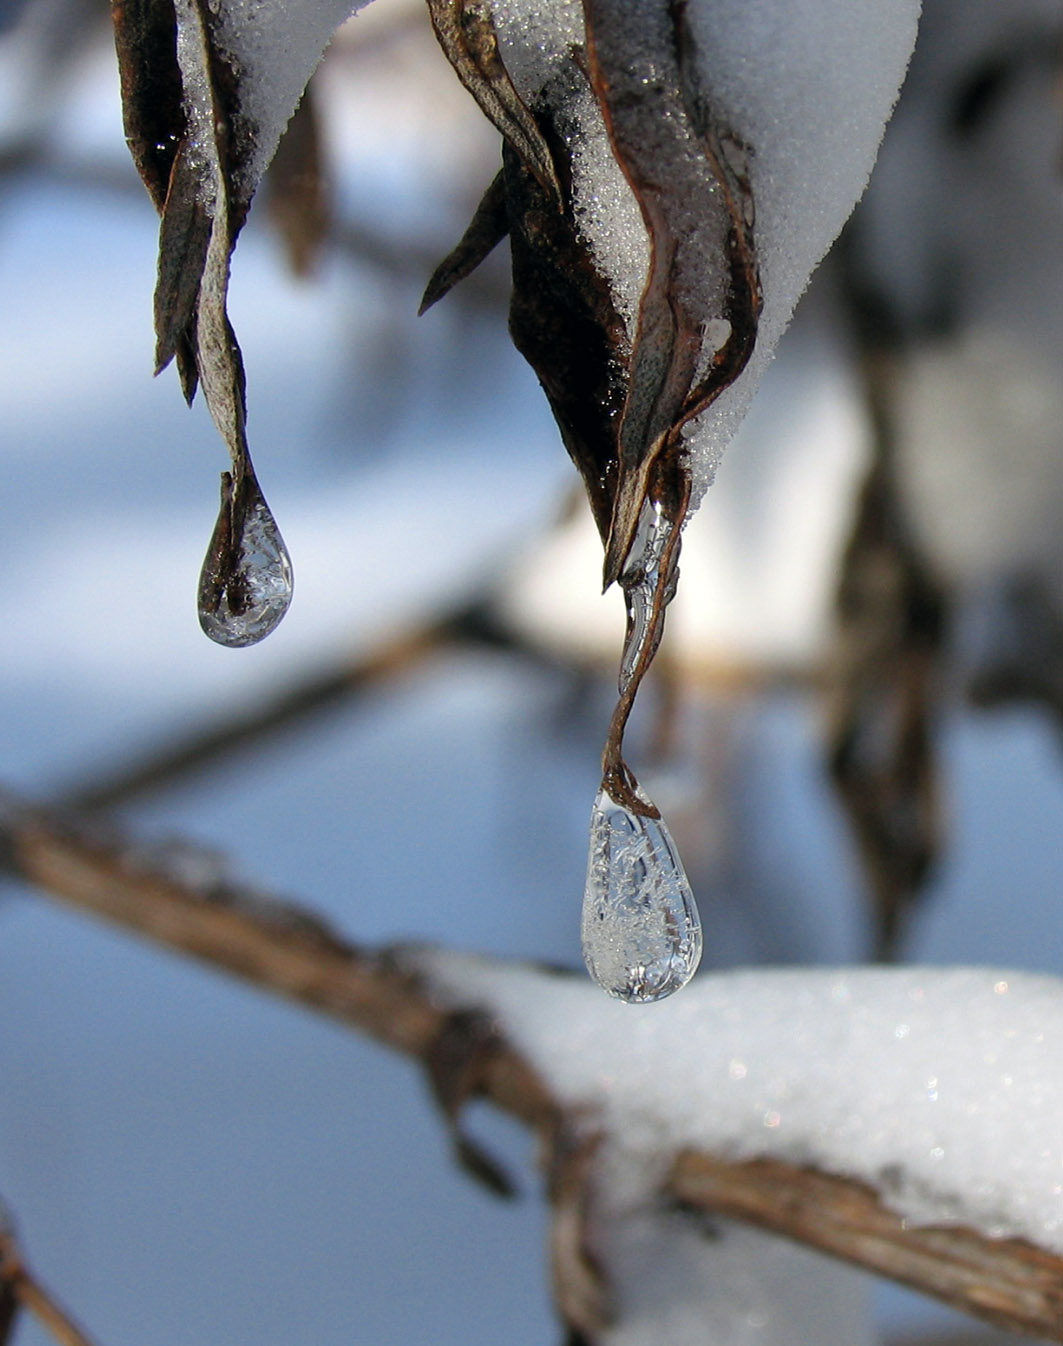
[5,792,1063,1341]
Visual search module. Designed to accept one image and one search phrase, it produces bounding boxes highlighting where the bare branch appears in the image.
[0,1218,101,1346]
[671,1154,1063,1343]
[0,792,556,1131]
[52,596,561,811]
[53,584,823,814]
[3,793,1062,1341]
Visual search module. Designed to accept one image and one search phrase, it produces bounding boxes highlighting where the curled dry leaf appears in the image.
[503,94,632,544]
[263,83,331,279]
[111,0,185,215]
[115,0,258,415]
[826,438,945,960]
[168,0,250,440]
[426,0,562,204]
[113,0,276,618]
[584,0,761,589]
[582,0,761,800]
[419,166,509,315]
[113,0,366,643]
[112,0,201,397]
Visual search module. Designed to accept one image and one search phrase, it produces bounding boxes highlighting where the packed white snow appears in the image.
[594,1208,873,1346]
[421,955,1063,1250]
[202,0,373,197]
[677,0,921,500]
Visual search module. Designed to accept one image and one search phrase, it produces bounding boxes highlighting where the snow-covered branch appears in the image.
[4,792,1063,1341]
[671,1155,1063,1341]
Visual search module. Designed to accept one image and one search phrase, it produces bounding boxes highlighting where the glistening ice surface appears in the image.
[582,788,703,1002]
[423,958,1063,1257]
[198,490,294,647]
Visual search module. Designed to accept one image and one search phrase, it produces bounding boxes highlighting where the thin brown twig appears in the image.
[671,1155,1063,1343]
[53,598,555,812]
[0,790,554,1125]
[53,588,821,814]
[0,1224,100,1346]
[3,793,1060,1341]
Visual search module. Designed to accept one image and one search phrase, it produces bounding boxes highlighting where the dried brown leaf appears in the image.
[165,0,249,456]
[419,167,508,315]
[503,84,630,542]
[153,136,211,374]
[426,0,561,205]
[114,0,256,433]
[422,1,764,803]
[425,1009,518,1199]
[264,84,331,279]
[112,0,204,399]
[826,435,945,959]
[582,0,761,584]
[111,0,184,212]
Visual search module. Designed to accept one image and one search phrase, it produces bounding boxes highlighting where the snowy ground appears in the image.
[0,12,1061,1346]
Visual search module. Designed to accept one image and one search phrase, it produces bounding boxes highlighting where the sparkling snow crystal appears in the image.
[493,0,921,501]
[209,0,373,199]
[423,957,1063,1251]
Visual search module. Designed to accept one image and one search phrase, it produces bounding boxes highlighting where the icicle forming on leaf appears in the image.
[114,0,297,645]
[422,0,763,1001]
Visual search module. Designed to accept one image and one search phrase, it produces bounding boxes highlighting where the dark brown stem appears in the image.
[0,792,555,1129]
[671,1154,1063,1343]
[53,597,555,813]
[0,1225,101,1346]
[600,475,689,816]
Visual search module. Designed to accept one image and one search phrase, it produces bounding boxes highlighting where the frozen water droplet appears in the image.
[618,498,678,696]
[581,787,702,1003]
[198,472,293,647]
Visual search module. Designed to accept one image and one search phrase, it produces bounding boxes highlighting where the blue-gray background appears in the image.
[0,4,1060,1342]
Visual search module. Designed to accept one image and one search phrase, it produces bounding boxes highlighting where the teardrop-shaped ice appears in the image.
[581,787,702,1003]
[198,471,293,647]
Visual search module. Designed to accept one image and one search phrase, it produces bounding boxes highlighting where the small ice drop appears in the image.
[198,470,293,647]
[581,786,702,1003]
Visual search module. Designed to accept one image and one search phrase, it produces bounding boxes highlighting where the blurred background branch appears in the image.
[0,1208,100,1346]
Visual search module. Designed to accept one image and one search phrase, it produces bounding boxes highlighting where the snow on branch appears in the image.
[2,792,1063,1340]
[671,1155,1063,1341]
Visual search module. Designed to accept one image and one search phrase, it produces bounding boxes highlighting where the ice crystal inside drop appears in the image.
[581,788,702,1003]
[198,473,293,647]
